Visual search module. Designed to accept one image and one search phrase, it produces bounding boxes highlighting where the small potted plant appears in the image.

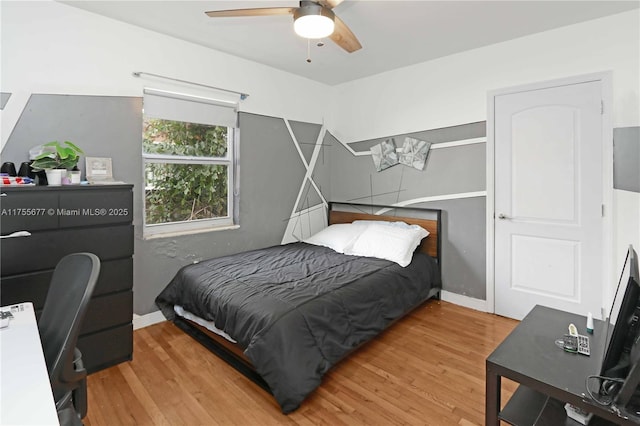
[30,141,83,186]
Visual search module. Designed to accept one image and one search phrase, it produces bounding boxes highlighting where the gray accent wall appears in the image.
[1,97,309,314]
[614,127,640,193]
[410,197,486,300]
[326,122,487,300]
[289,120,321,166]
[286,119,324,213]
[0,93,11,110]
[348,121,486,152]
[311,132,334,204]
[1,94,142,182]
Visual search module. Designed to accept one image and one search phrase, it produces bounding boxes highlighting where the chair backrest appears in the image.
[38,252,100,399]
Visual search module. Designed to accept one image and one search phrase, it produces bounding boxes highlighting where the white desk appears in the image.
[0,302,59,425]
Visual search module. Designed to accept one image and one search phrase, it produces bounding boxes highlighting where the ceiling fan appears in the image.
[205,0,362,54]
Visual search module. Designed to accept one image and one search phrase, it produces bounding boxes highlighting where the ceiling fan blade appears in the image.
[316,0,344,9]
[205,7,295,18]
[330,15,361,53]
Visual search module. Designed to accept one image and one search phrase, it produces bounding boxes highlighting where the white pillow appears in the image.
[346,223,429,267]
[304,223,367,253]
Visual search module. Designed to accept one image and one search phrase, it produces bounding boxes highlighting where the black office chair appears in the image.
[38,252,100,426]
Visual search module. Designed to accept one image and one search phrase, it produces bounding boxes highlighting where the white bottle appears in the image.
[586,312,594,334]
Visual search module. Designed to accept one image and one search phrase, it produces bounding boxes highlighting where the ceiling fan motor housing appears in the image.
[293,1,336,39]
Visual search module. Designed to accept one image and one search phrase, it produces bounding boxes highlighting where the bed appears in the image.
[155,202,442,413]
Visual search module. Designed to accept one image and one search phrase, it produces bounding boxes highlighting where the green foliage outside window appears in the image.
[143,118,229,225]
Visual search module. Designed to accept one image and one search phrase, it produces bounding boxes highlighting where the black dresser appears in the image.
[0,184,134,373]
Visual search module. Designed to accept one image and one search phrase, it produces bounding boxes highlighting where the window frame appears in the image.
[141,90,239,238]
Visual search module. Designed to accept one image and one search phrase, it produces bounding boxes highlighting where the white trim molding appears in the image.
[441,291,488,312]
[132,310,166,330]
[429,137,486,150]
[373,191,486,215]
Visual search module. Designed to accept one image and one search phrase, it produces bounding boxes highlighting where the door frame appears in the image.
[486,71,614,316]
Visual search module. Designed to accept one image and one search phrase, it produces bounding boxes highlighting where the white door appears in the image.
[493,79,606,320]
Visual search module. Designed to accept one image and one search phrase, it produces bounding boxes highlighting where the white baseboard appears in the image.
[132,292,488,331]
[441,290,488,312]
[132,310,166,330]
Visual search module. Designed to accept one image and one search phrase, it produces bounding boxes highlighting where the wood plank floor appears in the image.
[84,301,518,426]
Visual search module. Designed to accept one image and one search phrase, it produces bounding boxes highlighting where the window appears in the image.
[142,88,238,237]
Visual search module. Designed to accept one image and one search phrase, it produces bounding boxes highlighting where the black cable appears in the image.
[585,375,626,406]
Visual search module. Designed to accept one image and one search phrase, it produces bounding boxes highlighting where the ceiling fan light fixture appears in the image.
[293,4,335,39]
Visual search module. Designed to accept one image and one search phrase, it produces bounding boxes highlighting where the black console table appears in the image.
[486,305,639,425]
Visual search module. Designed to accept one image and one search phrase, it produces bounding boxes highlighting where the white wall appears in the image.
[0,0,332,149]
[328,10,639,142]
[328,10,640,309]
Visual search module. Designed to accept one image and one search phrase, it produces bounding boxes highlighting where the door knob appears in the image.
[497,213,508,219]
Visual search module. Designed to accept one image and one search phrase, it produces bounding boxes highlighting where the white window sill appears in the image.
[143,224,240,240]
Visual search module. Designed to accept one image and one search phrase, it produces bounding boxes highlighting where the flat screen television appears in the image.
[599,245,640,409]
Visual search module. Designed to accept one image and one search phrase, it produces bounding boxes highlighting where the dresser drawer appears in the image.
[93,258,134,297]
[59,189,133,228]
[81,291,132,335]
[0,258,134,310]
[0,192,59,234]
[78,324,133,374]
[1,225,134,276]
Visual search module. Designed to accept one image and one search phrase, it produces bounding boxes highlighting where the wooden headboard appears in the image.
[328,204,441,260]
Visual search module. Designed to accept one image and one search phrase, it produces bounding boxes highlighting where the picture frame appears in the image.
[85,157,114,183]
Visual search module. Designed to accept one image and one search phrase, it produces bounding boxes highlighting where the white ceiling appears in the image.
[60,1,639,85]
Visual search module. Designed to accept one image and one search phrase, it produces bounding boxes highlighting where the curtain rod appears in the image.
[132,71,249,100]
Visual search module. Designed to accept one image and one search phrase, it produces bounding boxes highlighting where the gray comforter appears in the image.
[156,242,439,413]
